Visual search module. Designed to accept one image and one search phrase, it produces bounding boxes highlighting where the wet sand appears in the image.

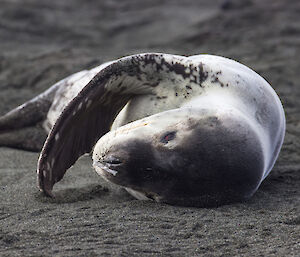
[0,0,299,256]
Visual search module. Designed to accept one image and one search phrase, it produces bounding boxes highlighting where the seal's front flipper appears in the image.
[37,54,172,196]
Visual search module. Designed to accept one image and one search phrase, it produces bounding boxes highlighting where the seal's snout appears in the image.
[92,154,124,178]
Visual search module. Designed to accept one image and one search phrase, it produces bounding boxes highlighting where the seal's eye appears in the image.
[160,131,176,144]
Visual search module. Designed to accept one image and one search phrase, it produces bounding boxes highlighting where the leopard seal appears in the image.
[0,53,285,207]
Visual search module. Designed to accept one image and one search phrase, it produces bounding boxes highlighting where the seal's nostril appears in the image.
[102,156,122,165]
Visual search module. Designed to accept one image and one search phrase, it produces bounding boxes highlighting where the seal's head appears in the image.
[92,108,265,207]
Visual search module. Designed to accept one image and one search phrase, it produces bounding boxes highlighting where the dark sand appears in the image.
[0,0,299,256]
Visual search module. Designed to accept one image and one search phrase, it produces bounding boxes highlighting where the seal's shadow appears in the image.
[34,184,109,204]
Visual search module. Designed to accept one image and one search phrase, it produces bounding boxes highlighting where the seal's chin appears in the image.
[93,156,123,178]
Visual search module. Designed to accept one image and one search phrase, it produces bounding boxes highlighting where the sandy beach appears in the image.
[0,0,299,256]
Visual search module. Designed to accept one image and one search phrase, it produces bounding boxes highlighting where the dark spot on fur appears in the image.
[211,75,224,87]
[198,63,209,86]
[156,96,168,100]
[172,63,190,79]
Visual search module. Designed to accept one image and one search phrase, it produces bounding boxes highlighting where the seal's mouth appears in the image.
[93,156,123,176]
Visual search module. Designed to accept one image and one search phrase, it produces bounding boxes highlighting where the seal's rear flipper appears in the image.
[0,99,52,151]
[0,124,47,151]
[0,81,60,151]
[0,97,50,132]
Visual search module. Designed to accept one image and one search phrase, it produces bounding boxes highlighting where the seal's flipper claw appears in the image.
[38,170,55,198]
